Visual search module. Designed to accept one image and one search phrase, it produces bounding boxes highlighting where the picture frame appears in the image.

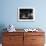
[17,7,35,21]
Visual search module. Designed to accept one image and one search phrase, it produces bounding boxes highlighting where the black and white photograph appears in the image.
[18,7,35,21]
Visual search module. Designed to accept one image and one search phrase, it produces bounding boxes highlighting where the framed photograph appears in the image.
[18,7,35,21]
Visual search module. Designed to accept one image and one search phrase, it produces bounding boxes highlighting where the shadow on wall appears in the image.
[0,24,7,43]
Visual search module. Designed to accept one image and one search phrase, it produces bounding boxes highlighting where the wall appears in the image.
[0,0,46,30]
